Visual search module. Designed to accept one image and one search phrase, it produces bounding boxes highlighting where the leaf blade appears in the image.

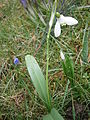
[43,108,64,120]
[81,23,88,63]
[25,55,48,104]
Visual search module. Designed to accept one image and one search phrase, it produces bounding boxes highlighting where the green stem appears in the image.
[46,26,52,110]
[46,0,57,111]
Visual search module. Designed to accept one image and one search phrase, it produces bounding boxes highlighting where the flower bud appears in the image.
[56,12,60,18]
[60,51,65,60]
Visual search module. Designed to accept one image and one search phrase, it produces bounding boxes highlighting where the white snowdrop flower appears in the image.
[60,50,65,60]
[49,12,54,28]
[54,14,78,37]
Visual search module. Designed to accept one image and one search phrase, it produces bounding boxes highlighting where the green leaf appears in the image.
[43,108,64,120]
[25,55,48,105]
[65,56,74,79]
[61,61,67,76]
[62,79,70,108]
[81,23,88,63]
[43,114,53,120]
[61,55,74,87]
[61,56,74,79]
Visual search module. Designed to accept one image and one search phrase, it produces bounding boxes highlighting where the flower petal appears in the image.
[14,57,20,65]
[59,15,66,24]
[60,51,65,60]
[64,16,78,25]
[49,11,54,28]
[54,20,61,37]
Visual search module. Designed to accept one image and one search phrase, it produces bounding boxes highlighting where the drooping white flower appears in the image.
[54,14,78,37]
[49,12,54,28]
[60,50,65,60]
[54,20,61,37]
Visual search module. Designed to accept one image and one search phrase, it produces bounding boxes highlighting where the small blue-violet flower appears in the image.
[20,0,27,8]
[14,57,20,65]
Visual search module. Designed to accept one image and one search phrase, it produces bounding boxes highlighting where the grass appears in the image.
[0,0,90,120]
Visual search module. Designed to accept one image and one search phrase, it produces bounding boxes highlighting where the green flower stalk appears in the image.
[46,0,57,111]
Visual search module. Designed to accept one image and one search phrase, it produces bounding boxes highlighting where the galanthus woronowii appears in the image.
[54,12,78,37]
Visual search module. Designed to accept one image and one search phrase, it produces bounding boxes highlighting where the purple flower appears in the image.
[14,57,20,65]
[20,0,27,8]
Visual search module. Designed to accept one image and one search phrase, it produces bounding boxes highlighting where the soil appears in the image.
[65,102,89,120]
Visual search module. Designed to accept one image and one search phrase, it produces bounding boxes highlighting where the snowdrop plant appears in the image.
[25,1,64,119]
[60,51,75,87]
[24,1,79,120]
[54,12,78,37]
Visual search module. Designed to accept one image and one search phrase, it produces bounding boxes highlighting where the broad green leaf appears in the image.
[61,56,74,86]
[61,56,74,79]
[25,55,48,105]
[61,61,67,76]
[43,108,64,120]
[51,108,64,120]
[81,23,88,63]
[65,56,74,79]
[43,114,53,120]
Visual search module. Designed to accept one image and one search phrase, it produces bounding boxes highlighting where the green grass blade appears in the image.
[62,79,70,108]
[81,23,88,63]
[25,55,48,106]
[72,95,76,120]
[21,80,33,99]
[3,73,15,94]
